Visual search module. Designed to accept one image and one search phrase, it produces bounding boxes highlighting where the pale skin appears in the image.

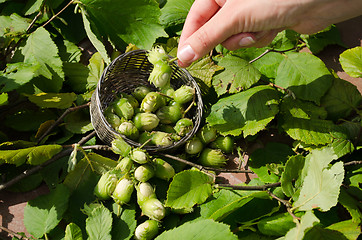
[177,0,362,67]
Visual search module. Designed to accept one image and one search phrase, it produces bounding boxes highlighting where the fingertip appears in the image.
[177,44,197,67]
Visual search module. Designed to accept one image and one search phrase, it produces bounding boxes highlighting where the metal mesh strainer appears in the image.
[90,49,203,152]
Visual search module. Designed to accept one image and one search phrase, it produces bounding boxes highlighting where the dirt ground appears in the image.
[0,16,361,240]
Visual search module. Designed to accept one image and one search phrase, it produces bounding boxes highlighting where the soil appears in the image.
[1,16,361,240]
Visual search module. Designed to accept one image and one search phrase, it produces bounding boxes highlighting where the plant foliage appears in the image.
[0,0,361,239]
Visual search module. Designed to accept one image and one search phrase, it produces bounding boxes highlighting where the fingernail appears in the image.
[177,45,196,63]
[239,36,255,47]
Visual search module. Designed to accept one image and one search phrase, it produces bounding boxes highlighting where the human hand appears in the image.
[177,0,362,67]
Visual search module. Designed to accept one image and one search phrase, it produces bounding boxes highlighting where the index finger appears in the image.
[178,0,222,48]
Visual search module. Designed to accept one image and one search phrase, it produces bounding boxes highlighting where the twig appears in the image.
[41,0,75,28]
[37,102,90,144]
[158,153,253,173]
[344,160,362,167]
[249,49,271,64]
[26,11,42,32]
[267,190,300,220]
[0,131,96,191]
[216,182,281,191]
[0,225,30,240]
[82,145,112,151]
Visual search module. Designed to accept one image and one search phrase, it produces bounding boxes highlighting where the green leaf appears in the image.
[86,52,104,90]
[0,93,8,106]
[63,153,117,192]
[187,57,224,87]
[281,211,319,240]
[0,13,29,37]
[24,184,70,238]
[21,27,64,92]
[321,78,362,121]
[5,109,57,132]
[301,25,345,54]
[23,0,44,15]
[0,144,62,166]
[212,54,261,96]
[85,204,113,240]
[63,62,90,92]
[165,170,213,209]
[199,189,267,221]
[326,219,361,240]
[281,155,305,198]
[0,62,40,92]
[26,92,77,109]
[257,211,301,237]
[249,142,295,183]
[206,85,279,137]
[330,138,354,158]
[251,51,285,79]
[160,0,193,28]
[280,98,346,146]
[338,187,362,224]
[80,8,111,65]
[275,52,334,104]
[64,223,83,240]
[112,205,137,240]
[269,30,300,51]
[303,225,348,240]
[64,109,93,134]
[59,39,82,63]
[155,219,238,240]
[339,46,362,78]
[293,147,344,211]
[79,0,168,50]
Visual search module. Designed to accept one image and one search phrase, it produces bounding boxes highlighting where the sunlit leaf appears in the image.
[275,52,334,104]
[206,85,279,137]
[0,93,8,106]
[155,219,238,240]
[187,57,224,87]
[212,54,261,96]
[0,144,62,166]
[293,147,344,211]
[301,25,345,54]
[21,27,64,92]
[26,92,77,109]
[160,0,193,28]
[85,204,112,240]
[64,223,83,240]
[280,211,319,240]
[80,8,111,65]
[0,62,40,92]
[24,184,70,238]
[79,0,167,50]
[281,155,305,198]
[327,219,361,240]
[339,46,362,78]
[166,170,213,209]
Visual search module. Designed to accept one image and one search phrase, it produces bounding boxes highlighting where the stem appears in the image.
[168,57,178,63]
[183,90,196,118]
[158,153,253,173]
[248,49,271,64]
[0,225,30,240]
[37,102,90,144]
[79,146,95,172]
[41,0,75,28]
[216,182,281,191]
[27,11,42,32]
[0,131,96,191]
[344,160,362,167]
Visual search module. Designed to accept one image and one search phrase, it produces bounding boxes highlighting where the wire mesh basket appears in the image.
[90,49,203,152]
